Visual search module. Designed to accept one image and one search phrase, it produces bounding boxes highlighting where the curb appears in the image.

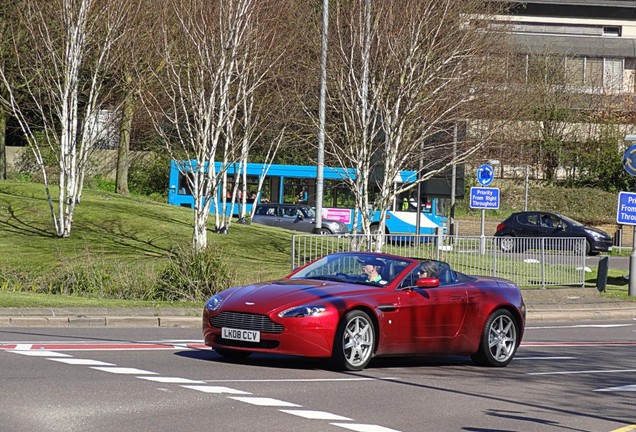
[1,308,636,328]
[0,316,202,328]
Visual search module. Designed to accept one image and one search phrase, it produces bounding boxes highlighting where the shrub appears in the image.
[128,151,171,198]
[151,243,236,302]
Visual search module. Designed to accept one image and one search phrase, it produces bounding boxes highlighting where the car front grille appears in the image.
[210,312,284,334]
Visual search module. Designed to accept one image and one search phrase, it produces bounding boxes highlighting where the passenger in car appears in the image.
[417,261,439,279]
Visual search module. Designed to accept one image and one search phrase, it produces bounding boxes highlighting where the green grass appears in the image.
[0,180,292,306]
[0,179,634,308]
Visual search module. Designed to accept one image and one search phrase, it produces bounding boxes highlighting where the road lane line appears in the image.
[522,342,636,347]
[595,385,636,392]
[48,358,115,366]
[181,385,250,394]
[526,324,633,329]
[529,369,636,375]
[204,377,399,383]
[90,367,158,375]
[280,410,351,420]
[138,377,205,384]
[228,397,301,407]
[515,356,575,360]
[9,350,70,357]
[332,423,403,432]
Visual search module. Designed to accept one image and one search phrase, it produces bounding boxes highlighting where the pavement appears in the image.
[0,288,635,328]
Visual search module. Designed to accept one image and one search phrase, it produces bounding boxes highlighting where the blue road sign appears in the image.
[617,192,636,225]
[470,187,500,209]
[622,145,636,176]
[476,164,495,186]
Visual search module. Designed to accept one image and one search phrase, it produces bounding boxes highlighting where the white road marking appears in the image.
[48,358,115,366]
[595,385,636,392]
[229,397,301,407]
[90,367,158,375]
[280,410,351,420]
[526,324,633,330]
[515,356,575,360]
[181,385,250,394]
[9,350,70,357]
[205,377,399,383]
[15,344,32,350]
[332,423,404,432]
[529,369,636,376]
[139,377,205,384]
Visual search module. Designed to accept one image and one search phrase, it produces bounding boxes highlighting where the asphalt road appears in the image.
[587,255,630,272]
[1,321,635,432]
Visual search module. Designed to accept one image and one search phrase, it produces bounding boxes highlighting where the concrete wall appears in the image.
[5,146,149,180]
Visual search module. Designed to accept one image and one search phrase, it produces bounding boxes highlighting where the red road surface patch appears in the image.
[0,343,208,351]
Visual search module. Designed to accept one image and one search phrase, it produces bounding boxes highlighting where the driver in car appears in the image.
[359,258,384,283]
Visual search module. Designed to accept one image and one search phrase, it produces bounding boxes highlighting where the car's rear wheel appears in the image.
[498,235,515,253]
[331,310,375,371]
[471,309,519,367]
[214,347,252,359]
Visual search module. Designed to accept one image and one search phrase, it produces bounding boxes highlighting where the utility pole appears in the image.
[314,0,329,233]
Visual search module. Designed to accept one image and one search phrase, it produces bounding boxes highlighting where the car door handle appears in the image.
[451,296,464,301]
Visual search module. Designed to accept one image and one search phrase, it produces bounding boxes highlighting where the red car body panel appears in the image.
[202,252,525,361]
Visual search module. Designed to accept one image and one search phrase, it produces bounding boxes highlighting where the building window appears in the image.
[602,26,621,37]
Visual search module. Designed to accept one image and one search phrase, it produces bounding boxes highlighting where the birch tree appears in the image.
[327,0,507,245]
[145,0,276,252]
[0,0,132,237]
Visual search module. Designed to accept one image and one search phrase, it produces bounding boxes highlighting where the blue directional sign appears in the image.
[476,164,495,186]
[470,187,500,209]
[617,192,636,225]
[622,145,636,176]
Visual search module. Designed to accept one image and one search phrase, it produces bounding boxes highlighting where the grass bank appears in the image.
[0,179,632,308]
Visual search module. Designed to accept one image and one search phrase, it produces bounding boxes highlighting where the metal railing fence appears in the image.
[291,234,587,288]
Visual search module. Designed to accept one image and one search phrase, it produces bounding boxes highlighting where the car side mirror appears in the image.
[416,277,440,288]
[297,213,304,220]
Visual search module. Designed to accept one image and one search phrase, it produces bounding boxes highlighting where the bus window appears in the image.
[325,180,355,208]
[178,173,194,195]
[283,179,315,204]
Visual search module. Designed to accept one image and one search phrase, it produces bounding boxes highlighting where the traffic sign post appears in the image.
[473,164,498,255]
[620,141,636,297]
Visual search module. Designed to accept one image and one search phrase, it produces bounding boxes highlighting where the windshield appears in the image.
[299,206,315,218]
[558,214,584,227]
[291,253,410,286]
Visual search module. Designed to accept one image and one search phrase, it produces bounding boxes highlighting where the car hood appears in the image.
[584,226,610,238]
[220,278,373,313]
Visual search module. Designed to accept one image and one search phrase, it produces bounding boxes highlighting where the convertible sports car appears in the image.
[202,252,526,371]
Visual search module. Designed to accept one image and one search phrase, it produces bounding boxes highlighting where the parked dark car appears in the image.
[252,203,349,235]
[494,211,612,255]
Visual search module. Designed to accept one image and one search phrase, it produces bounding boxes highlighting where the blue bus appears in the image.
[168,160,447,234]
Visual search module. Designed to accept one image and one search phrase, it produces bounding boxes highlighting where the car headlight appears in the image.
[584,229,605,240]
[278,305,326,318]
[205,294,224,312]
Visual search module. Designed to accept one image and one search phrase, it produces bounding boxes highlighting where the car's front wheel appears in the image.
[471,309,519,367]
[331,310,375,371]
[573,239,591,256]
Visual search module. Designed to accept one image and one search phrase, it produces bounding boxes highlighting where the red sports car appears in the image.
[202,251,526,371]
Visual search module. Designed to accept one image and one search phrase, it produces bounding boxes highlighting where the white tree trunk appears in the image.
[0,0,130,238]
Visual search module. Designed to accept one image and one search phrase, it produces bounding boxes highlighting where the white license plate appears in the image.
[222,327,260,343]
